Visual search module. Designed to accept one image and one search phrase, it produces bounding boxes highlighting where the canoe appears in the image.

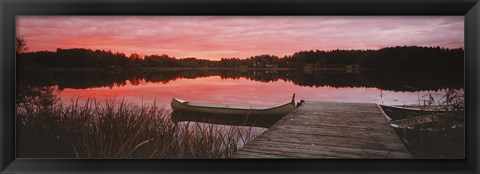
[170,94,297,127]
[171,94,296,117]
[379,105,464,127]
[379,105,446,121]
[389,114,444,129]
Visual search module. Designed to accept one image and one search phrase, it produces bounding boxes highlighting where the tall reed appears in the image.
[392,89,464,158]
[16,97,254,158]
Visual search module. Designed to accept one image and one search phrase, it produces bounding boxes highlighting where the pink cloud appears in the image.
[16,16,464,60]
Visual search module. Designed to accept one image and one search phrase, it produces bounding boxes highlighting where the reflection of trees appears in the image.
[17,69,464,92]
[16,71,59,108]
[357,70,464,91]
[16,39,463,92]
[16,84,59,108]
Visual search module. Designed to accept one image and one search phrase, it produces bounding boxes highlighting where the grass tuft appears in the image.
[16,97,253,158]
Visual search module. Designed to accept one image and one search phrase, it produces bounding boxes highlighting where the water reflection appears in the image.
[18,69,463,92]
[16,69,464,109]
[171,110,283,128]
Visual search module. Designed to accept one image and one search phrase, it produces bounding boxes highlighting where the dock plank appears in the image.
[231,101,411,158]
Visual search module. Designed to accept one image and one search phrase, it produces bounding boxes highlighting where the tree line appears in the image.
[16,37,464,70]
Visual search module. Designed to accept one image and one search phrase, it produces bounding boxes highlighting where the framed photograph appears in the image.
[1,0,479,173]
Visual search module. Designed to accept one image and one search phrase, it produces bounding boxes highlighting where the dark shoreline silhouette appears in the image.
[17,46,464,71]
[16,45,464,92]
[17,68,463,92]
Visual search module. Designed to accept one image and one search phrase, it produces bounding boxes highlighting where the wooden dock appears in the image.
[232,101,412,158]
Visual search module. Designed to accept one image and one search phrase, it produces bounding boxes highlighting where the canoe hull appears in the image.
[379,105,463,121]
[171,98,295,117]
[170,97,296,127]
[171,110,284,128]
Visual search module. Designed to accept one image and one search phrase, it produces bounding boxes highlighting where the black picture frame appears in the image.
[1,0,479,173]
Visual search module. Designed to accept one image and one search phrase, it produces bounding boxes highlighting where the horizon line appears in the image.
[21,45,465,61]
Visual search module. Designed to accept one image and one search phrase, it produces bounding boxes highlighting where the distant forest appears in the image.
[17,44,464,71]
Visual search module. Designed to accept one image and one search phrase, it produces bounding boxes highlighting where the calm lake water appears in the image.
[56,75,456,108]
[17,69,464,108]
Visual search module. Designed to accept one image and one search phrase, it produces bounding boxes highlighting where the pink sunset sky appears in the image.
[16,16,464,60]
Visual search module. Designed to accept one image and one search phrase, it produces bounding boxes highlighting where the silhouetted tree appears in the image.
[16,36,29,54]
[16,46,464,72]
